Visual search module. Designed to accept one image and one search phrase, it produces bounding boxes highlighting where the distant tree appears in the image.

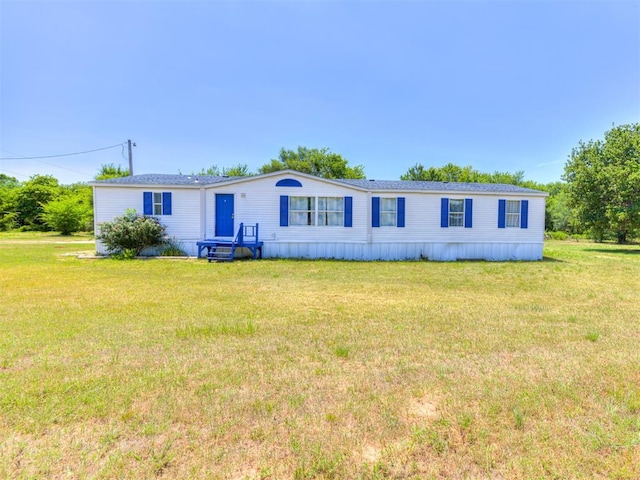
[0,174,20,231]
[14,174,61,230]
[59,183,94,231]
[544,182,577,233]
[191,164,253,177]
[563,123,640,243]
[488,170,526,185]
[258,147,365,179]
[41,195,91,235]
[194,165,220,176]
[97,209,166,256]
[0,173,20,189]
[400,164,431,181]
[401,162,528,186]
[223,163,252,177]
[96,163,129,180]
[185,163,254,177]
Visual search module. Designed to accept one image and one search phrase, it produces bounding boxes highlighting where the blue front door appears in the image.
[215,194,234,237]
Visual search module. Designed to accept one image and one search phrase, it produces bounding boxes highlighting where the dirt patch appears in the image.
[408,397,439,420]
[361,444,382,463]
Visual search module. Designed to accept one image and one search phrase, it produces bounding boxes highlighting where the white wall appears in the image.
[369,193,546,244]
[93,186,201,254]
[204,174,370,243]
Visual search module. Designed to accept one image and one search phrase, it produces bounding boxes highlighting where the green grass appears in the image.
[1,237,639,478]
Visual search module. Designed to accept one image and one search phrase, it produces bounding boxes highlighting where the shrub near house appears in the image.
[97,209,166,257]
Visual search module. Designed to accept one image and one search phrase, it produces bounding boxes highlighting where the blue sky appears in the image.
[1,0,638,185]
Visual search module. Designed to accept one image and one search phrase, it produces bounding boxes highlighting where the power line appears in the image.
[0,167,30,179]
[0,149,94,177]
[0,142,126,160]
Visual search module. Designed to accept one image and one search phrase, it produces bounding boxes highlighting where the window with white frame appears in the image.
[506,200,520,227]
[289,196,346,226]
[380,198,397,226]
[448,199,464,227]
[289,196,316,226]
[153,192,163,215]
[318,197,344,226]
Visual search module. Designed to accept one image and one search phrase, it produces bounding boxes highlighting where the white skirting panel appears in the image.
[95,240,544,261]
[263,242,544,261]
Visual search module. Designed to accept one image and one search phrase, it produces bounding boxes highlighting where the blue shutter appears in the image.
[397,197,405,227]
[440,198,449,228]
[344,196,353,227]
[498,199,506,228]
[143,192,152,215]
[372,197,380,228]
[280,195,289,227]
[520,200,529,229]
[162,192,172,215]
[464,198,473,228]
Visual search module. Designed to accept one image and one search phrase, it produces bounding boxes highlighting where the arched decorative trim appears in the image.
[276,178,302,187]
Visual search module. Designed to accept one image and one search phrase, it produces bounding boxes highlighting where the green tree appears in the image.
[544,182,577,233]
[0,173,20,189]
[97,209,166,256]
[258,147,365,179]
[62,183,94,231]
[400,163,527,185]
[192,164,253,176]
[194,165,220,176]
[14,174,61,230]
[41,195,92,235]
[96,163,129,180]
[223,163,252,177]
[563,124,640,243]
[0,174,20,231]
[488,170,526,185]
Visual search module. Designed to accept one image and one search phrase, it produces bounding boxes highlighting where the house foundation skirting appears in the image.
[262,241,544,261]
[97,240,544,261]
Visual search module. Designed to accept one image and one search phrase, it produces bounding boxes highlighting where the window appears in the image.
[448,199,464,227]
[153,193,163,215]
[280,195,353,227]
[372,197,405,228]
[318,197,344,226]
[441,198,472,228]
[290,196,315,226]
[275,178,302,187]
[143,191,171,216]
[380,198,397,226]
[498,199,528,229]
[505,200,520,228]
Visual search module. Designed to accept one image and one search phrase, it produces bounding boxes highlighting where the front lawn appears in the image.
[0,238,638,478]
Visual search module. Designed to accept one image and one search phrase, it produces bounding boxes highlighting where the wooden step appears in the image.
[207,245,235,262]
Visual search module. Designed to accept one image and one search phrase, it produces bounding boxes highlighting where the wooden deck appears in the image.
[196,223,263,262]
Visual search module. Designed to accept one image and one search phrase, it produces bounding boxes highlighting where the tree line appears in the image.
[1,124,638,242]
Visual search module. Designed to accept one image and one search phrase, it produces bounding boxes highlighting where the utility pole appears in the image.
[127,139,134,176]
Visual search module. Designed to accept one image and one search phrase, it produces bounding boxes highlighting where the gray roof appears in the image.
[93,172,546,195]
[92,174,237,186]
[335,179,545,194]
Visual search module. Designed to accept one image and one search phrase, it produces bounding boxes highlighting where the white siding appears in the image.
[94,186,201,255]
[204,174,369,243]
[369,194,545,245]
